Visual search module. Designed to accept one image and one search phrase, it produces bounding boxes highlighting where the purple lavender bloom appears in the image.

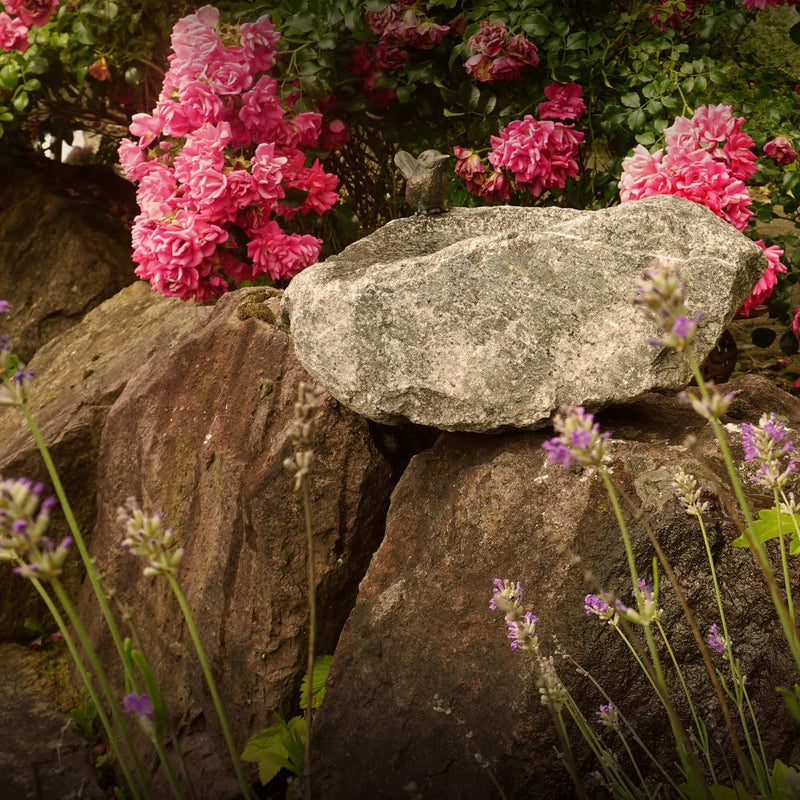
[11,368,33,386]
[0,301,8,314]
[596,701,620,729]
[741,413,797,490]
[490,578,524,621]
[123,692,154,721]
[671,316,695,339]
[507,611,539,652]
[707,624,728,654]
[543,406,610,468]
[584,594,609,616]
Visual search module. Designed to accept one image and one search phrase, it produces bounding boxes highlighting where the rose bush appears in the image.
[1,0,799,377]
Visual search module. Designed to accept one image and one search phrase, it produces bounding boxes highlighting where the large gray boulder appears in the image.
[282,196,765,432]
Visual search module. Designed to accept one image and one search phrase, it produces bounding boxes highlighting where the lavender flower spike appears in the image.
[0,300,8,313]
[596,701,620,729]
[490,578,524,621]
[633,262,702,352]
[707,624,728,655]
[672,468,710,517]
[507,611,539,652]
[741,413,797,490]
[543,405,610,468]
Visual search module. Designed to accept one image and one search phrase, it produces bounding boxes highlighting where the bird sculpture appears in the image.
[394,149,450,214]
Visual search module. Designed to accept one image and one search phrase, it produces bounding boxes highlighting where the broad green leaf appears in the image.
[300,655,333,711]
[242,725,293,784]
[0,63,20,91]
[732,508,799,548]
[620,92,640,108]
[776,686,800,723]
[71,19,96,45]
[12,91,28,112]
[635,132,655,146]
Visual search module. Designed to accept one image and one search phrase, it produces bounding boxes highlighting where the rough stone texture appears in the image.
[312,375,800,799]
[78,287,395,797]
[0,642,105,799]
[282,197,766,432]
[0,158,138,362]
[0,282,209,640]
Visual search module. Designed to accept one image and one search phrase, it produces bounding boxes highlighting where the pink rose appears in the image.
[503,34,539,67]
[538,83,586,122]
[467,19,508,57]
[0,11,28,51]
[319,119,350,152]
[6,0,57,27]
[477,171,511,202]
[487,56,521,83]
[739,240,786,315]
[453,146,485,180]
[764,136,798,165]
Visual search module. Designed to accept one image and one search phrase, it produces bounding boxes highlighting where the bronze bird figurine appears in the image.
[394,149,450,214]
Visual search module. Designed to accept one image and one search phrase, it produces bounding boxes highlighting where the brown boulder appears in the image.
[0,282,209,639]
[0,158,138,362]
[312,374,800,798]
[79,287,395,796]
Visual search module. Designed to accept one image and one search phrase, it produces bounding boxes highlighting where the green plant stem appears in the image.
[656,621,716,783]
[549,704,590,800]
[165,573,255,800]
[151,736,186,800]
[773,488,794,622]
[683,348,800,670]
[600,468,710,798]
[29,576,143,800]
[301,477,316,800]
[49,576,151,799]
[21,405,142,692]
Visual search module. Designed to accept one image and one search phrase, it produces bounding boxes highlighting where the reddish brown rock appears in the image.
[312,374,800,798]
[0,283,209,639]
[79,287,395,796]
[0,158,139,362]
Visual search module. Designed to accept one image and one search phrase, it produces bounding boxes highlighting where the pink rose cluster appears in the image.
[118,6,341,303]
[454,82,584,202]
[464,19,539,84]
[0,0,58,52]
[354,1,449,106]
[619,104,786,315]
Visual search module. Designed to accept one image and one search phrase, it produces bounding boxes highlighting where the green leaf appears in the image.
[732,507,798,548]
[620,92,640,108]
[627,108,646,132]
[522,13,553,37]
[11,91,28,112]
[0,63,20,91]
[300,655,333,711]
[442,108,464,117]
[242,727,292,785]
[242,714,306,784]
[22,78,40,92]
[71,19,96,45]
[776,686,800,723]
[751,327,777,348]
[635,132,655,146]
